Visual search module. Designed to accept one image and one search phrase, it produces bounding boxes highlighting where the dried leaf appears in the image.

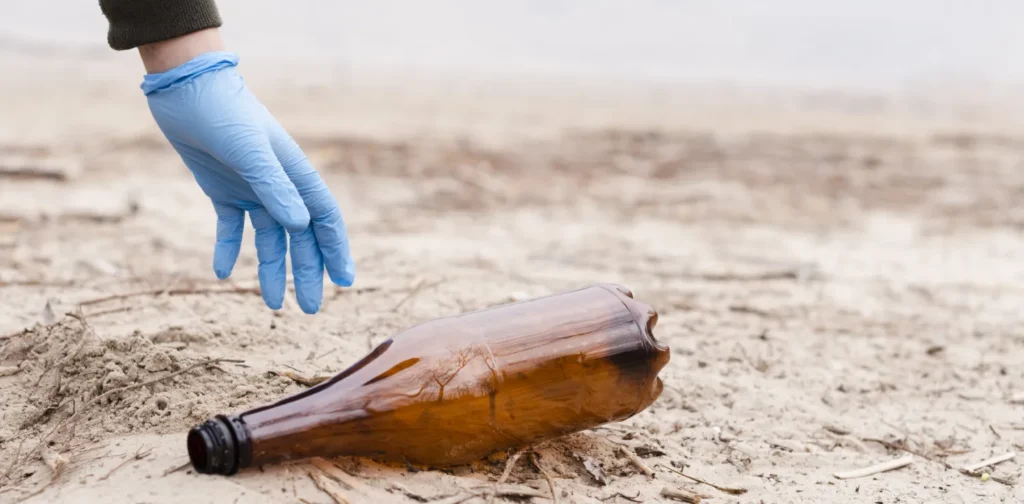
[580,456,608,485]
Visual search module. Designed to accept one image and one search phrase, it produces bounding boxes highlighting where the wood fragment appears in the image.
[308,468,353,504]
[660,486,702,503]
[833,455,913,479]
[962,452,1015,474]
[989,425,1002,439]
[530,452,559,504]
[78,287,261,308]
[1009,393,1024,405]
[41,446,68,475]
[0,365,21,377]
[620,447,655,479]
[657,464,747,495]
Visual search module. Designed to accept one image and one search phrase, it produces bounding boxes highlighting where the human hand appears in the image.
[140,50,354,314]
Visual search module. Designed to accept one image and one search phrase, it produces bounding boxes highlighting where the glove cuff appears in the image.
[100,0,223,51]
[141,51,239,95]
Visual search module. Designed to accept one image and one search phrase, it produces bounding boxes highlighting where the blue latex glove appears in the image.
[141,51,354,314]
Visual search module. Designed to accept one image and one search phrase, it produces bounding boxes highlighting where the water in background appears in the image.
[2,1,1023,93]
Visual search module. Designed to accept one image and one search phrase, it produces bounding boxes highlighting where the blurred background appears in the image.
[3,0,1024,93]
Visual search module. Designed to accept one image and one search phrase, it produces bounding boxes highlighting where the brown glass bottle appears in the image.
[187,283,670,475]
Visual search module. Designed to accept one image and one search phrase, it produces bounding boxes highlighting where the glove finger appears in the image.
[312,206,354,286]
[289,226,324,314]
[249,207,288,310]
[213,126,310,233]
[269,128,355,286]
[212,202,245,279]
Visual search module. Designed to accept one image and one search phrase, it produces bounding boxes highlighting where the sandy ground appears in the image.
[2,58,1024,504]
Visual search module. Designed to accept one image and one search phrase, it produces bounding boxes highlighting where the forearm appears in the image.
[138,28,225,74]
[99,0,223,52]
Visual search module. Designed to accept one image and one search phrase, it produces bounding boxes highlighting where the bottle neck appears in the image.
[187,414,252,475]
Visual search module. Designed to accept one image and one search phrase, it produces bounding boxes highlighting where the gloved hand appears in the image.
[141,51,354,314]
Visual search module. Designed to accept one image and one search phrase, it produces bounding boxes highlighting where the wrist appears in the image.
[138,28,226,74]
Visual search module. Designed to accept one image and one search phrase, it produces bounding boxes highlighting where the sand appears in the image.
[2,56,1024,504]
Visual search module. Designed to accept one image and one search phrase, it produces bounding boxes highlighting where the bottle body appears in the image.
[188,283,670,474]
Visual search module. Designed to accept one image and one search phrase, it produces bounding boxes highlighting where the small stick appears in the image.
[696,270,799,282]
[497,448,526,486]
[660,486,702,503]
[157,274,183,297]
[78,287,260,308]
[490,448,526,504]
[385,278,438,311]
[620,447,655,479]
[162,461,191,476]
[315,348,339,361]
[657,464,747,495]
[961,452,1015,474]
[308,468,353,504]
[989,425,1002,439]
[87,358,244,407]
[97,445,152,481]
[472,485,549,499]
[530,452,559,504]
[833,455,913,479]
[84,306,133,318]
[0,279,77,288]
[600,491,643,502]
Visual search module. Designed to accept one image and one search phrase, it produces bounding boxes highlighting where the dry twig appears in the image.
[271,370,331,387]
[309,458,372,494]
[696,270,799,282]
[961,452,1015,474]
[599,491,643,502]
[657,464,747,495]
[390,278,444,312]
[620,447,654,479]
[162,460,191,476]
[308,468,353,504]
[489,448,527,504]
[530,452,559,504]
[84,306,133,318]
[78,287,260,308]
[98,445,152,481]
[87,358,244,408]
[833,455,913,479]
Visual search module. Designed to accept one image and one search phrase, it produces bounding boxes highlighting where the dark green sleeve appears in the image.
[99,0,223,51]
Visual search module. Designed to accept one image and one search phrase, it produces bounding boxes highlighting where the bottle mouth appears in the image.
[187,415,250,476]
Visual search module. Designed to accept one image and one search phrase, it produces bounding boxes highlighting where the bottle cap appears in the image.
[187,416,240,475]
